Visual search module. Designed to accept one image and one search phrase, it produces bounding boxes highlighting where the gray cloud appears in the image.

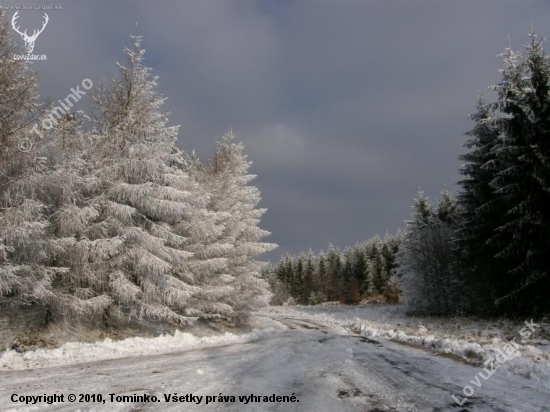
[7,0,550,261]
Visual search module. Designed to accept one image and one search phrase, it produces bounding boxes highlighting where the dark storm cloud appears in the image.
[7,0,550,261]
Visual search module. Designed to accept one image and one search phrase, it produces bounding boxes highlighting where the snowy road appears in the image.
[0,317,549,412]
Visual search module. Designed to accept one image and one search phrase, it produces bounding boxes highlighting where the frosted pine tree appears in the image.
[205,131,277,312]
[0,11,68,318]
[172,153,236,319]
[72,36,202,324]
[35,113,113,321]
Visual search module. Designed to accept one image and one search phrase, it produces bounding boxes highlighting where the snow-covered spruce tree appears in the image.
[325,244,341,302]
[369,236,388,294]
[292,254,305,303]
[486,33,550,315]
[340,247,360,304]
[205,131,277,312]
[276,254,292,285]
[396,190,462,315]
[302,251,315,303]
[352,247,369,297]
[171,153,235,319]
[382,232,402,279]
[68,36,203,325]
[339,248,353,303]
[0,11,69,320]
[316,252,329,299]
[34,112,116,322]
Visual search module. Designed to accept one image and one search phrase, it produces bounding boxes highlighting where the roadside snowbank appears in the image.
[0,327,282,371]
[259,305,550,388]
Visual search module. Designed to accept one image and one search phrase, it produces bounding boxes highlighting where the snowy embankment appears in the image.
[0,318,285,371]
[259,304,550,388]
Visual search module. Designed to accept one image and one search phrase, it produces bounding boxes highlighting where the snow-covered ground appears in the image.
[0,316,549,411]
[259,304,550,389]
[0,317,285,371]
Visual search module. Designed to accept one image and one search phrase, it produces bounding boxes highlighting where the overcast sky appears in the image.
[4,0,550,262]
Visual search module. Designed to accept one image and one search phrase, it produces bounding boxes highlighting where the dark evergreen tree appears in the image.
[456,97,504,312]
[352,249,369,296]
[340,252,353,303]
[317,253,327,297]
[303,252,315,303]
[383,232,403,280]
[327,245,342,302]
[487,33,550,315]
[292,256,304,302]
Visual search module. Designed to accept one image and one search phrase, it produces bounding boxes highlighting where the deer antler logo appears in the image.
[11,11,49,54]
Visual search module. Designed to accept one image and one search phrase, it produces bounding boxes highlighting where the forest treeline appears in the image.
[263,234,402,306]
[0,13,275,328]
[268,31,550,318]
